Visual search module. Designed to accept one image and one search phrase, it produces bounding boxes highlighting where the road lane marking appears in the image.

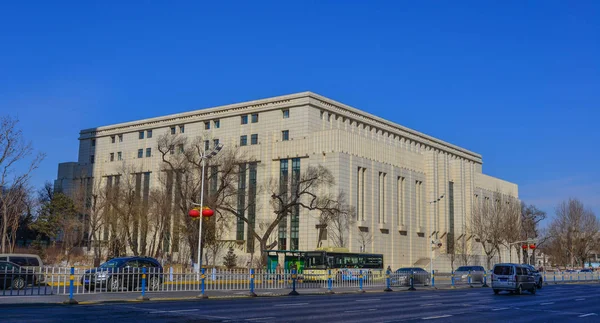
[273,302,309,307]
[420,303,440,307]
[540,302,555,306]
[344,309,377,313]
[579,313,597,318]
[422,315,452,320]
[356,298,381,302]
[149,309,199,314]
[492,308,509,311]
[246,317,275,321]
[576,298,586,301]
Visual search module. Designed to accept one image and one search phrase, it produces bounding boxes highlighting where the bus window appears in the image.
[304,253,326,269]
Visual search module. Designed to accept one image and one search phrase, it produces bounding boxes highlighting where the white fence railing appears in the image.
[1,267,599,297]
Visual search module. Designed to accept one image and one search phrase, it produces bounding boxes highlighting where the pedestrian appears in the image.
[387,265,392,273]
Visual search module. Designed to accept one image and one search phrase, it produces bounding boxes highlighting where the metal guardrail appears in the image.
[2,267,600,300]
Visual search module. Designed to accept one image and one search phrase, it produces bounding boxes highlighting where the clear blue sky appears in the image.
[1,1,598,221]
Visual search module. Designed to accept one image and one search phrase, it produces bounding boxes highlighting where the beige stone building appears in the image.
[55,92,518,271]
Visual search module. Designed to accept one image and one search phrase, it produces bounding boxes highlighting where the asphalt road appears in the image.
[2,284,600,322]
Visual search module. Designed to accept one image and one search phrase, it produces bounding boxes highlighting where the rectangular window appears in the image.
[379,172,386,224]
[279,159,289,250]
[204,121,210,130]
[448,181,455,254]
[179,125,185,133]
[240,135,247,146]
[357,167,366,221]
[204,140,210,151]
[247,162,257,252]
[282,130,289,141]
[110,153,114,162]
[138,149,143,158]
[291,158,300,250]
[397,176,405,225]
[147,130,152,138]
[170,127,176,135]
[283,109,289,119]
[251,134,258,145]
[90,155,95,164]
[169,145,175,155]
[214,120,220,128]
[91,139,96,147]
[118,134,123,142]
[177,144,184,153]
[139,131,144,139]
[111,136,115,143]
[236,163,247,241]
[241,115,248,124]
[251,113,258,123]
[146,148,151,157]
[117,152,122,160]
[213,139,219,147]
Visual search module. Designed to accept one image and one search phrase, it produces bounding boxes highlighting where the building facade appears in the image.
[55,92,518,271]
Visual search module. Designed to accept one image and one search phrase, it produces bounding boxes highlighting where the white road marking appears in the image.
[420,295,435,298]
[149,309,199,314]
[540,302,555,306]
[273,302,309,307]
[246,317,275,321]
[356,298,381,302]
[422,314,453,320]
[576,298,586,301]
[420,303,440,307]
[579,313,597,318]
[492,308,509,311]
[344,308,377,313]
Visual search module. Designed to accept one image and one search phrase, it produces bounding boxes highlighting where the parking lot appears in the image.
[2,283,600,322]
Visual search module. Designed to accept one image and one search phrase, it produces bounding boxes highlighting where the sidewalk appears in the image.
[0,283,482,306]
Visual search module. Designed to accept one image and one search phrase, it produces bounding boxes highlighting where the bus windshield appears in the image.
[304,252,326,269]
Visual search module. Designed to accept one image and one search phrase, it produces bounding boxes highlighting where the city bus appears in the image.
[302,247,384,281]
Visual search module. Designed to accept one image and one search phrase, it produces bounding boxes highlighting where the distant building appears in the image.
[56,92,518,270]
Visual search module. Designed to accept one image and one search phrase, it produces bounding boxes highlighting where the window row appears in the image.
[238,131,289,146]
[240,109,290,125]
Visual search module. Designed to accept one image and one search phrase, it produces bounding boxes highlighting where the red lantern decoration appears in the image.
[188,208,200,218]
[522,244,528,250]
[529,244,536,250]
[202,207,214,217]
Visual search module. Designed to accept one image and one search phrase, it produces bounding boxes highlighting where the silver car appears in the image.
[492,263,537,295]
[454,265,485,284]
[522,264,543,289]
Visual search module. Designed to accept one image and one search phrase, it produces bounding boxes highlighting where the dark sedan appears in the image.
[391,267,431,286]
[81,257,163,292]
[0,261,37,290]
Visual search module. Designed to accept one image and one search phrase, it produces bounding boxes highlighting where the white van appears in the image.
[0,254,45,283]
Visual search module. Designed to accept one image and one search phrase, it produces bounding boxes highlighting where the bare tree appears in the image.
[0,116,44,253]
[546,198,599,268]
[321,191,355,248]
[471,191,519,268]
[519,203,546,264]
[356,229,373,253]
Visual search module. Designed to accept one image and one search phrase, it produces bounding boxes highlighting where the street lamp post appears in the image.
[190,143,224,273]
[428,194,445,275]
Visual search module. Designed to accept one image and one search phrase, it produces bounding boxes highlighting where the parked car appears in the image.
[580,268,593,273]
[454,266,486,283]
[0,261,37,290]
[391,267,430,286]
[522,264,543,289]
[80,257,163,292]
[0,253,45,283]
[492,263,537,295]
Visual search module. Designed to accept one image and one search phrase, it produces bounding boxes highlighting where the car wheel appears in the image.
[530,285,537,295]
[148,276,161,291]
[516,284,522,295]
[11,277,25,290]
[83,284,95,291]
[538,279,543,289]
[493,289,499,295]
[108,277,120,292]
